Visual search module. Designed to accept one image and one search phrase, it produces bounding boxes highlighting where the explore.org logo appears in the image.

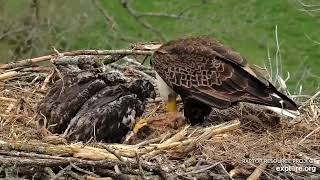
[275,166,316,173]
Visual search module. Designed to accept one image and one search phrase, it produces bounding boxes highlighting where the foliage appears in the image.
[0,0,319,93]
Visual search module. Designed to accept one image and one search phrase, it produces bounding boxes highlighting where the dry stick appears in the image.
[0,145,164,176]
[66,170,85,180]
[0,49,152,70]
[246,163,267,180]
[0,55,53,70]
[50,164,72,180]
[135,132,172,147]
[0,97,17,103]
[135,152,145,179]
[97,143,125,162]
[109,64,155,83]
[0,150,69,161]
[86,176,113,180]
[298,126,320,145]
[161,125,189,145]
[0,154,146,174]
[41,70,55,91]
[0,71,20,81]
[44,167,56,178]
[70,163,99,178]
[123,57,153,71]
[143,120,241,159]
[178,162,219,176]
[136,12,185,19]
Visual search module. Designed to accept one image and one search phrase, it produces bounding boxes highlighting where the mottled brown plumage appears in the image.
[152,37,298,124]
[36,70,156,143]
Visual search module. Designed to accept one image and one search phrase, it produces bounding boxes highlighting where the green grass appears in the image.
[0,0,319,93]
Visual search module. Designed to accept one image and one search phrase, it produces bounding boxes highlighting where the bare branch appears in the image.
[136,12,185,19]
[121,0,167,41]
[91,0,118,30]
[296,0,320,8]
[0,49,152,70]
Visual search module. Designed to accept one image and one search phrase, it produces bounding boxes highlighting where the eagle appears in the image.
[141,37,299,125]
[37,70,156,143]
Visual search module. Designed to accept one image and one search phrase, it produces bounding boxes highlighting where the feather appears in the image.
[36,71,155,143]
[152,37,299,123]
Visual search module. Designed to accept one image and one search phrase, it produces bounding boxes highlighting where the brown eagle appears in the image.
[147,37,299,125]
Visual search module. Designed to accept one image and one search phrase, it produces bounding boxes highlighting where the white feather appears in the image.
[155,72,176,101]
[264,106,300,118]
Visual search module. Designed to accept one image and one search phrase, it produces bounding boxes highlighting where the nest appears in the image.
[0,52,319,180]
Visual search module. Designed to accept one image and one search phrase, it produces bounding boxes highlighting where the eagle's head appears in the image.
[129,79,156,100]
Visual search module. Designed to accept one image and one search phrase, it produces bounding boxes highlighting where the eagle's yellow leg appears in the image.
[166,93,178,112]
[166,99,178,112]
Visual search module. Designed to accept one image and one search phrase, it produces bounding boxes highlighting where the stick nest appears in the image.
[0,60,319,180]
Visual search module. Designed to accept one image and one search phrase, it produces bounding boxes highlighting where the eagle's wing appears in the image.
[152,37,297,111]
[158,37,269,85]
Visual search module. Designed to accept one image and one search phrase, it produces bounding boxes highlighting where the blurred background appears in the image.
[0,0,319,93]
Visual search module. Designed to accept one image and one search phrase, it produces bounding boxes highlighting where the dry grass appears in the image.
[0,67,319,179]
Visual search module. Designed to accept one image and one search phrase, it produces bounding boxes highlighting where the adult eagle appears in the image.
[148,37,299,125]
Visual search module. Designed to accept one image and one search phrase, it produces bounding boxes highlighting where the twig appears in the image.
[50,164,72,180]
[246,163,267,180]
[66,170,86,180]
[0,55,53,70]
[91,0,118,30]
[296,0,320,8]
[178,163,219,176]
[0,49,152,70]
[109,64,155,83]
[70,163,99,177]
[44,167,56,178]
[162,125,189,145]
[97,143,125,162]
[0,71,22,81]
[136,12,185,19]
[41,70,55,91]
[0,97,18,103]
[298,126,320,145]
[135,152,145,179]
[305,33,320,45]
[121,0,167,41]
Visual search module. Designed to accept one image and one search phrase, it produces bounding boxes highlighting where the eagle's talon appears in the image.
[133,118,148,134]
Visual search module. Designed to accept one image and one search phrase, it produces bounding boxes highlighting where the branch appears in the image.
[121,0,167,41]
[0,49,153,70]
[247,163,267,180]
[136,12,185,19]
[91,0,118,30]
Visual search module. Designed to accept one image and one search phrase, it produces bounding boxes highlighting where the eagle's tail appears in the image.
[244,87,300,118]
[263,91,299,118]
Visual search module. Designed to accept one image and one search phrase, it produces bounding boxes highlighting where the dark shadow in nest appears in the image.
[204,103,282,133]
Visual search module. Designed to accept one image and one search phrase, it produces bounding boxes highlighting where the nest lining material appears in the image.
[0,58,319,179]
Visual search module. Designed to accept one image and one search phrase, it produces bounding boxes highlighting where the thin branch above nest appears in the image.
[0,49,153,70]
